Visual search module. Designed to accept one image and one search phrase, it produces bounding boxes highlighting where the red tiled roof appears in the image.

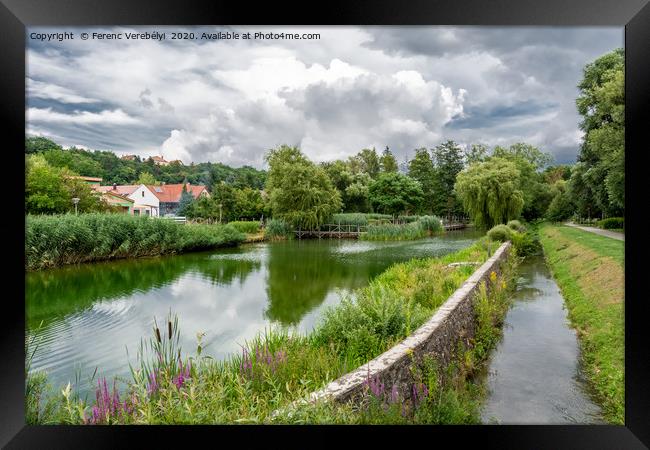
[151,156,167,162]
[101,191,135,202]
[69,175,103,182]
[147,184,208,203]
[95,185,140,196]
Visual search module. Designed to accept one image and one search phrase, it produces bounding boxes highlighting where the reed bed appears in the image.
[25,213,245,271]
[361,216,443,241]
[228,221,262,234]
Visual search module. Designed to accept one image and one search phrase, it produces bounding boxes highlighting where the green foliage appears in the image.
[546,190,575,222]
[486,224,513,242]
[570,48,624,217]
[418,215,443,233]
[431,140,465,217]
[136,171,158,185]
[455,158,524,228]
[25,154,109,215]
[331,213,369,226]
[351,148,381,179]
[265,145,342,229]
[368,172,424,216]
[228,221,261,234]
[25,136,266,189]
[379,146,399,173]
[506,220,525,233]
[25,214,245,270]
[176,186,195,216]
[407,147,436,212]
[25,136,62,154]
[264,218,293,240]
[597,217,624,230]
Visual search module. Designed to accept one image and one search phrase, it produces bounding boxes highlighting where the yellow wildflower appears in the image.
[490,271,497,283]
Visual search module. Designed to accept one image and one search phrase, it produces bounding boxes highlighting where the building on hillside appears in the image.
[148,183,210,216]
[99,191,135,214]
[150,155,170,166]
[94,184,160,216]
[121,155,138,161]
[68,175,103,188]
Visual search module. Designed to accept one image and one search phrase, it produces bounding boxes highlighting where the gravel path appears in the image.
[564,223,624,241]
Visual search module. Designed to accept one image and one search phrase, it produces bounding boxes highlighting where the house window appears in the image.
[142,191,145,197]
[145,210,150,216]
[134,209,140,216]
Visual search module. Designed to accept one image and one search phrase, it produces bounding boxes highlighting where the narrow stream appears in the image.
[480,255,604,424]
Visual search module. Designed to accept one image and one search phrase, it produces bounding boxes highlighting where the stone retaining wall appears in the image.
[299,241,512,407]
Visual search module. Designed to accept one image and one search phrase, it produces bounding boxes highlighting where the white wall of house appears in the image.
[128,184,160,217]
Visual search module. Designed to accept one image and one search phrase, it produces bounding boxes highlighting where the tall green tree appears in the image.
[454,158,524,228]
[352,148,381,178]
[177,185,195,216]
[464,143,489,165]
[407,148,436,213]
[368,172,424,216]
[25,154,106,214]
[431,140,465,217]
[379,146,399,173]
[492,143,554,220]
[265,145,342,229]
[570,48,624,217]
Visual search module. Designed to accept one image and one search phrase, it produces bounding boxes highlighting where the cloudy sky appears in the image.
[26,26,622,168]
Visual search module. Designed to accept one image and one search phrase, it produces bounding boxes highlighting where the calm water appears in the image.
[480,256,604,424]
[27,229,482,396]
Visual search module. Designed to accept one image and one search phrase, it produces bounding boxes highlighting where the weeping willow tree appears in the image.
[454,158,524,229]
[265,145,342,229]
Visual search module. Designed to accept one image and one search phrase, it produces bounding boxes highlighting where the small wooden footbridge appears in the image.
[293,220,469,239]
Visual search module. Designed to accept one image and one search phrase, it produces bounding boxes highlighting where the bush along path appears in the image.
[26,236,519,424]
[539,223,624,424]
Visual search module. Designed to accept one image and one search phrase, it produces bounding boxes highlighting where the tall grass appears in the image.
[361,216,442,241]
[264,218,293,240]
[228,221,261,234]
[27,237,515,424]
[25,213,245,270]
[330,213,393,226]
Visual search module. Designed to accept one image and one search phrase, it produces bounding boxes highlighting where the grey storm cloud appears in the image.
[26,26,622,167]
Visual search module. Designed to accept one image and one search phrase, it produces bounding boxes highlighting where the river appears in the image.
[26,229,482,397]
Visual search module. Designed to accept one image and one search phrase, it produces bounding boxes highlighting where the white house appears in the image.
[95,184,160,216]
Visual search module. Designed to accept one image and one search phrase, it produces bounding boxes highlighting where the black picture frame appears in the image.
[2,0,648,447]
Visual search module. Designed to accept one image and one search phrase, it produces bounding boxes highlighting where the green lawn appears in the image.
[558,225,624,266]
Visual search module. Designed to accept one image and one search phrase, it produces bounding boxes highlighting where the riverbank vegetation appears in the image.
[27,236,518,424]
[25,214,245,271]
[361,215,443,241]
[538,224,624,424]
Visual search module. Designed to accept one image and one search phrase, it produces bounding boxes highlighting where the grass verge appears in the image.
[539,223,624,424]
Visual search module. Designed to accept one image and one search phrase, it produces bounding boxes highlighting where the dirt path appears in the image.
[564,223,624,241]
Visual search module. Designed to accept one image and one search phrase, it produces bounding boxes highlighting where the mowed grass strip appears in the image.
[539,224,624,424]
[558,225,624,266]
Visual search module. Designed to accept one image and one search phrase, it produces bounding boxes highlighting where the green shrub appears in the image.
[487,224,513,242]
[597,217,624,230]
[506,220,525,233]
[228,221,261,234]
[510,231,541,257]
[265,218,293,239]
